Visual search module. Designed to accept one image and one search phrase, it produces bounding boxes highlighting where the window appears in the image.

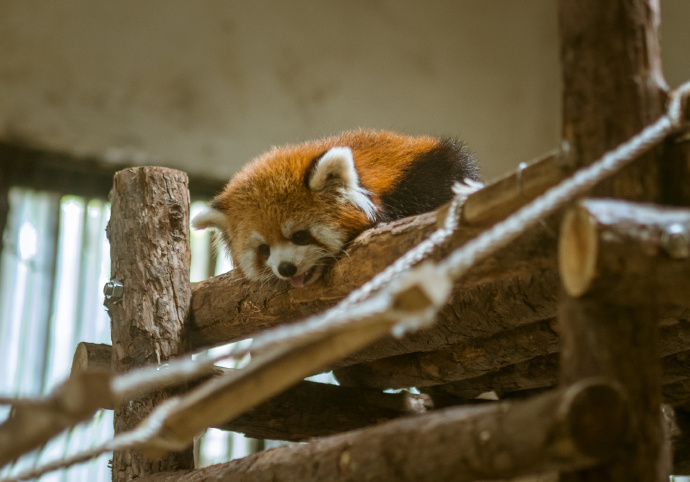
[0,144,249,480]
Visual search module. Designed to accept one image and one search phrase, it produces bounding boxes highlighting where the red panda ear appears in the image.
[192,206,227,231]
[308,147,358,193]
[308,147,377,221]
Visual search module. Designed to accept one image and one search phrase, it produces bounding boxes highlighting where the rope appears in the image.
[331,179,483,311]
[440,80,690,280]
[3,80,689,482]
[325,81,690,319]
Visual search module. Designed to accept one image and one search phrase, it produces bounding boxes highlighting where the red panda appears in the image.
[192,129,480,288]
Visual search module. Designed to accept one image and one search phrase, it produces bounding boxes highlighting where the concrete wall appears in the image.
[0,1,687,182]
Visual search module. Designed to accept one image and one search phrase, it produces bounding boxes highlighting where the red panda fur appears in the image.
[194,129,479,287]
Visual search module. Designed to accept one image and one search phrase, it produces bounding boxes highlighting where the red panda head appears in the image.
[192,145,376,287]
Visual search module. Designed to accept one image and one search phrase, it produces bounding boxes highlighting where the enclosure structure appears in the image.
[2,1,690,481]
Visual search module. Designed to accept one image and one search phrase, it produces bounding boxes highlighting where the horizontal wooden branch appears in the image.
[335,315,690,390]
[215,380,434,441]
[429,342,690,404]
[188,154,565,356]
[560,199,690,303]
[334,319,560,388]
[139,379,630,482]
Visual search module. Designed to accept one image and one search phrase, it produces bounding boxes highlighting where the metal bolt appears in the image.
[661,223,690,259]
[104,280,124,300]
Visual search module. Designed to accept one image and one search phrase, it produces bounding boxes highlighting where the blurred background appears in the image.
[0,0,685,182]
[0,1,689,480]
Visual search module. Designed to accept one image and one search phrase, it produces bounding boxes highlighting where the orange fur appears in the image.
[201,128,478,286]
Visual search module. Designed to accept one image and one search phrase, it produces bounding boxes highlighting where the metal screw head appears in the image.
[661,223,690,259]
[103,280,124,300]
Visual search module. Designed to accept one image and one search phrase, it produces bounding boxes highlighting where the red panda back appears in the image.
[329,129,480,222]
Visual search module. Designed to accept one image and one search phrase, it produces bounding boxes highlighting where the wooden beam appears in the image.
[105,167,194,481]
[427,347,690,406]
[559,0,667,201]
[560,199,690,303]
[137,380,631,482]
[189,216,560,361]
[558,0,669,480]
[214,380,434,442]
[559,300,663,481]
[334,319,560,388]
[670,403,690,474]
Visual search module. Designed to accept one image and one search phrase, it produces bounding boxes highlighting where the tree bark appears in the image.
[138,380,631,482]
[334,319,560,389]
[559,0,667,201]
[190,221,559,364]
[215,380,434,442]
[71,342,113,375]
[558,300,663,481]
[559,199,690,303]
[670,403,690,474]
[106,167,194,481]
[428,346,690,406]
[558,0,669,480]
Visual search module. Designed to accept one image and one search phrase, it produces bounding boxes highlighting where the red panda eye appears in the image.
[291,230,311,246]
[257,244,270,256]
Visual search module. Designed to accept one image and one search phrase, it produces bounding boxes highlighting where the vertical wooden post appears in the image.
[105,167,194,481]
[558,1,668,480]
[559,0,667,200]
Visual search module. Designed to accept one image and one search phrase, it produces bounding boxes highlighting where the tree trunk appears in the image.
[106,167,194,481]
[558,0,668,480]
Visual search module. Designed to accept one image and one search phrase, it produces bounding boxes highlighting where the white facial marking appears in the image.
[311,224,346,253]
[237,231,268,281]
[237,248,259,280]
[281,219,298,239]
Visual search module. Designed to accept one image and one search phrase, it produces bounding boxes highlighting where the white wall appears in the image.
[0,1,687,182]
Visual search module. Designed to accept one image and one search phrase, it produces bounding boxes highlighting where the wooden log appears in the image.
[558,0,669,480]
[105,167,194,481]
[138,380,631,482]
[559,0,667,201]
[428,347,690,405]
[670,403,690,474]
[215,380,434,442]
[187,153,566,353]
[67,342,438,442]
[559,300,663,481]
[71,342,113,376]
[73,316,690,397]
[190,222,559,364]
[334,319,560,389]
[661,119,690,206]
[335,308,690,389]
[426,352,560,401]
[663,379,690,406]
[452,151,565,226]
[560,199,690,302]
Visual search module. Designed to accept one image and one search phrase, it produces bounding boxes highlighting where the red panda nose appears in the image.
[278,261,297,278]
